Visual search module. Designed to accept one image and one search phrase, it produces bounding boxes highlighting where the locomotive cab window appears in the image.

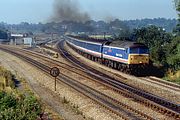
[130,48,139,53]
[130,47,149,54]
[139,47,149,54]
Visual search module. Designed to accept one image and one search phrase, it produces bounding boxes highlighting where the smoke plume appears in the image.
[50,0,90,23]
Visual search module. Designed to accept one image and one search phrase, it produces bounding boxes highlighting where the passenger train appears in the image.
[65,35,149,75]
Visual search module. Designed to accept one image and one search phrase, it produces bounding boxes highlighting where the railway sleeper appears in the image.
[175,114,180,119]
[163,110,180,119]
[158,108,166,114]
[92,75,179,118]
[99,101,129,120]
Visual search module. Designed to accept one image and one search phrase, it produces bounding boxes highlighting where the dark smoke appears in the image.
[50,0,90,23]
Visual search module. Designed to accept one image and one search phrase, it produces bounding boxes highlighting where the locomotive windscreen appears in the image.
[130,47,149,54]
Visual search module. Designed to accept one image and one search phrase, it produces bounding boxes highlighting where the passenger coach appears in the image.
[65,35,105,58]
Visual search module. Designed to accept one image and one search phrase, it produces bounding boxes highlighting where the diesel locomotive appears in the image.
[65,35,149,75]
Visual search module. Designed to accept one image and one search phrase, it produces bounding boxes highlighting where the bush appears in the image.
[0,91,42,120]
[0,67,15,88]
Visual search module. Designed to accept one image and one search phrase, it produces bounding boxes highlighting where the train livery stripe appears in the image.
[67,41,102,57]
[103,45,126,50]
[67,36,103,45]
[103,54,128,64]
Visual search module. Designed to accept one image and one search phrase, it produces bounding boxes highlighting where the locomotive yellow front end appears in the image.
[128,54,149,64]
[128,44,149,65]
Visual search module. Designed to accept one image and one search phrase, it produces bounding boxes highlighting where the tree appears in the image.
[110,19,130,37]
[133,25,171,47]
[133,25,173,64]
[166,36,180,71]
[174,0,180,35]
[174,0,180,15]
[0,29,8,39]
[170,0,180,71]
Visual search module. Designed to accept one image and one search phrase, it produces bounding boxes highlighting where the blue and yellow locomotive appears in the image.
[66,35,149,75]
[103,41,149,64]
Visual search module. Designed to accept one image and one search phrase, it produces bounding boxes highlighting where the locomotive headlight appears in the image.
[130,56,133,60]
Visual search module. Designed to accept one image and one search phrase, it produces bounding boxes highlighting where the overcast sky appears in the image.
[0,0,178,24]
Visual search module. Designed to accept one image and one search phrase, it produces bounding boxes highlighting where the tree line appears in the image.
[125,1,179,81]
[0,30,8,39]
[0,18,177,35]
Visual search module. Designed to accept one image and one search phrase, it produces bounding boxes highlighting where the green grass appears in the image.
[0,66,15,89]
[163,70,180,85]
[0,91,42,120]
[163,76,180,85]
[0,66,42,120]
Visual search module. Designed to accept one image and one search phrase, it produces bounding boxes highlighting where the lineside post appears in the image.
[50,67,60,91]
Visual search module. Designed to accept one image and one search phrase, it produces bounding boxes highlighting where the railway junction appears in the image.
[0,37,179,120]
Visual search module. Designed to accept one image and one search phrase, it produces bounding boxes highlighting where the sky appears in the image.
[0,0,178,24]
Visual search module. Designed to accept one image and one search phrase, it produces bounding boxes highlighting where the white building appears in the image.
[11,34,24,38]
[23,38,35,47]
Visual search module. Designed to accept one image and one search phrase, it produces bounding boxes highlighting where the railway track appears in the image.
[41,42,180,90]
[0,44,180,119]
[36,41,180,119]
[35,41,180,119]
[61,41,180,117]
[0,45,155,120]
[140,77,180,92]
[42,43,180,92]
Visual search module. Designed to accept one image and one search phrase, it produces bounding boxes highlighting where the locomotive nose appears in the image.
[129,54,149,64]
